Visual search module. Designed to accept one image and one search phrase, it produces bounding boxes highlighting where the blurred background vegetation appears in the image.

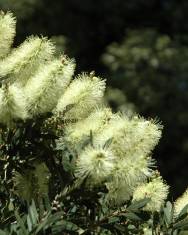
[1,0,188,198]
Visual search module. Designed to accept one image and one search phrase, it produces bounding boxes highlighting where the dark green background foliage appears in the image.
[1,0,188,197]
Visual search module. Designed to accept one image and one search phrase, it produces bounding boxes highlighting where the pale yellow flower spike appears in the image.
[63,107,113,152]
[174,188,188,218]
[104,155,154,205]
[95,115,162,160]
[75,145,115,184]
[0,11,16,59]
[24,57,75,116]
[0,36,55,85]
[0,84,28,125]
[132,176,169,212]
[55,74,106,120]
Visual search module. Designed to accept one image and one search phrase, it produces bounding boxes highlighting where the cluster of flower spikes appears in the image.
[0,12,169,212]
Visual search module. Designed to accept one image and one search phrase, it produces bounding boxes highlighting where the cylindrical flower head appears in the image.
[0,12,16,59]
[24,57,75,116]
[0,84,27,125]
[113,156,154,187]
[95,115,162,160]
[105,155,154,205]
[132,176,169,212]
[0,36,55,85]
[75,145,115,184]
[55,74,106,120]
[174,188,188,218]
[63,107,113,151]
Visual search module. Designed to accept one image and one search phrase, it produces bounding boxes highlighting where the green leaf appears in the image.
[35,211,51,234]
[44,211,64,226]
[177,204,188,220]
[27,200,39,231]
[28,200,39,226]
[15,210,28,235]
[26,216,32,232]
[172,230,178,235]
[70,205,77,213]
[173,218,188,229]
[108,216,120,223]
[103,137,113,148]
[89,130,93,146]
[0,230,7,235]
[127,198,150,211]
[123,212,142,221]
[127,224,136,230]
[114,224,127,232]
[52,220,80,233]
[164,201,173,225]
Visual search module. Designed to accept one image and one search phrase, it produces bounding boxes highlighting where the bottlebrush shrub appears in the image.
[0,11,188,235]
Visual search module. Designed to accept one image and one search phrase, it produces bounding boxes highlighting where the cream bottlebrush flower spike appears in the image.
[94,115,162,160]
[104,155,154,205]
[0,84,27,125]
[132,175,169,212]
[75,145,115,185]
[113,155,154,188]
[54,73,106,120]
[24,56,75,116]
[63,107,113,152]
[174,188,188,218]
[0,36,55,86]
[0,11,16,59]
